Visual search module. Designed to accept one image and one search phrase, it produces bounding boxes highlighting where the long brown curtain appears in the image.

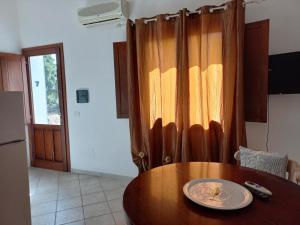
[127,0,246,172]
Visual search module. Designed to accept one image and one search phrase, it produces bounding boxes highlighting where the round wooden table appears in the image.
[123,162,300,225]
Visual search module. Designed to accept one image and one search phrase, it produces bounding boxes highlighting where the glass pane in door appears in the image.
[29,54,61,125]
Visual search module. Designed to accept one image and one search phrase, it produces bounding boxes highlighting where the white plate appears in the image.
[183,178,253,210]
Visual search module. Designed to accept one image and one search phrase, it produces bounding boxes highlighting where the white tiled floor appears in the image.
[29,168,132,225]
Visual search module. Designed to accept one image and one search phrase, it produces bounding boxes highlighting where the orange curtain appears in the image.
[127,0,246,172]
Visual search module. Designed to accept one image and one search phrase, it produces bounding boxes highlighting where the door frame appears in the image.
[22,43,71,171]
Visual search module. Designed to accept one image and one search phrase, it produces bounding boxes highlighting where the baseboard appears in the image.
[71,168,134,180]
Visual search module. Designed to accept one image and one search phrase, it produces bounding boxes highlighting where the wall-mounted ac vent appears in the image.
[78,0,128,27]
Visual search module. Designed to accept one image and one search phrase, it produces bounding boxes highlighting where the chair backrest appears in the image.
[234,150,300,184]
[287,160,300,184]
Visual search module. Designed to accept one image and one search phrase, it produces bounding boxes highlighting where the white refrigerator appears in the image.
[0,92,31,225]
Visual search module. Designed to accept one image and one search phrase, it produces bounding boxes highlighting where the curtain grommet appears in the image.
[139,152,146,159]
[164,156,172,164]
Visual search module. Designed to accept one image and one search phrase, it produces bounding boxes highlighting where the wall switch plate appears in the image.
[76,89,89,103]
[74,111,80,117]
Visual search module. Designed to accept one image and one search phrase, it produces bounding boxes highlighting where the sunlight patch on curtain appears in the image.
[161,68,177,127]
[149,68,177,128]
[149,68,161,128]
[189,64,223,130]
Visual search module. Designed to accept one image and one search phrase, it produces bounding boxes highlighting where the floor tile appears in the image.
[84,202,111,219]
[39,177,58,182]
[99,177,115,183]
[104,188,125,201]
[30,188,37,196]
[85,214,116,225]
[31,201,57,217]
[80,183,103,195]
[63,221,85,225]
[30,180,39,187]
[58,187,81,200]
[39,179,58,185]
[119,178,133,187]
[59,173,79,182]
[100,180,123,191]
[31,192,58,206]
[35,186,59,195]
[82,192,106,206]
[79,174,96,180]
[55,207,84,225]
[59,179,80,190]
[108,198,123,213]
[57,196,82,211]
[32,213,55,225]
[80,177,100,187]
[29,168,133,225]
[113,211,127,225]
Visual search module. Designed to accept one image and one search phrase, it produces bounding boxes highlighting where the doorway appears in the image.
[23,43,70,171]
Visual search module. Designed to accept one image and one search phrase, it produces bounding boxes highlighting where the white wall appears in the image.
[13,0,300,177]
[0,0,20,53]
[245,0,300,162]
[17,0,137,177]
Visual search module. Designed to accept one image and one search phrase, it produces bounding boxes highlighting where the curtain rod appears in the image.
[243,0,267,7]
[131,0,266,25]
[144,5,226,24]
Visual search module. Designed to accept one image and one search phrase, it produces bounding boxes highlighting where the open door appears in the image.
[23,43,70,171]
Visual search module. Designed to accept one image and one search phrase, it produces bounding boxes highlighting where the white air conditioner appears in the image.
[78,0,128,27]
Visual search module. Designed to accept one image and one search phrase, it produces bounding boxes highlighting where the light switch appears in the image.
[74,111,80,117]
[76,89,89,103]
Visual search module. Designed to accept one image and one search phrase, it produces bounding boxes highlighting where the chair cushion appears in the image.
[239,146,288,178]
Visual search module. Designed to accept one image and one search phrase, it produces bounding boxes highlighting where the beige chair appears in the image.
[234,150,300,184]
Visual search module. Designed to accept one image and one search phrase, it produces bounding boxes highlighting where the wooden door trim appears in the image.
[0,58,3,90]
[33,124,62,130]
[0,52,22,58]
[22,43,71,171]
[32,159,65,171]
[113,41,129,118]
[23,43,63,56]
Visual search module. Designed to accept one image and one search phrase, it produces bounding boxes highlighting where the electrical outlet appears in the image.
[87,148,96,159]
[74,111,80,117]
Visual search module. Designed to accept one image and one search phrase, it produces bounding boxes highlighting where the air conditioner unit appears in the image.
[78,0,128,27]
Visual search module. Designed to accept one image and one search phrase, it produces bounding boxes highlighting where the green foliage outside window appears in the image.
[43,55,59,113]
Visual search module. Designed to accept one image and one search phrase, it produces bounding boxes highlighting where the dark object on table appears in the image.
[244,181,272,199]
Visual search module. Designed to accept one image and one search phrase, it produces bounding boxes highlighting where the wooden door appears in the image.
[244,20,270,122]
[1,55,24,91]
[0,53,31,124]
[113,42,128,118]
[23,44,70,171]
